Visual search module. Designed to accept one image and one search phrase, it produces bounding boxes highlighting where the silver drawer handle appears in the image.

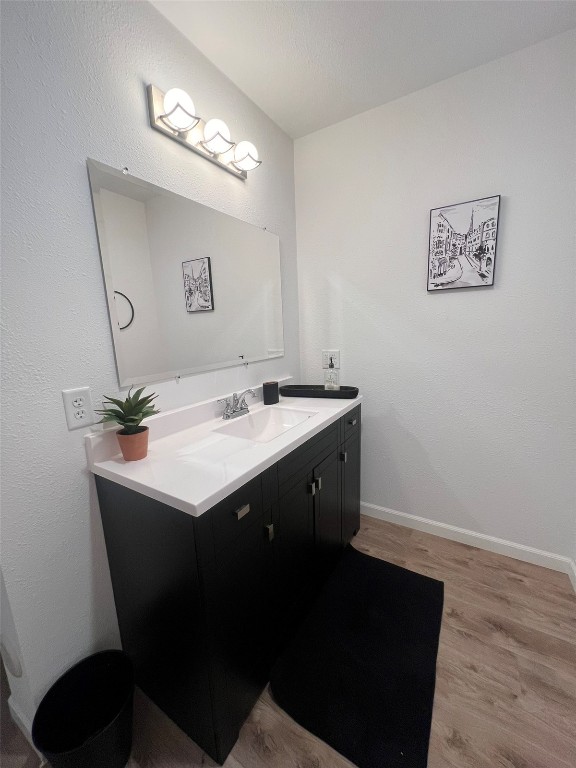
[234,503,250,520]
[348,418,357,426]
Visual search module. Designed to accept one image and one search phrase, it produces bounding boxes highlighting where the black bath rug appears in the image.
[270,545,444,768]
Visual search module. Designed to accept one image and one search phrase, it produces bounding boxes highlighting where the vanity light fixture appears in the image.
[160,88,200,133]
[147,84,262,180]
[232,141,262,172]
[201,119,235,155]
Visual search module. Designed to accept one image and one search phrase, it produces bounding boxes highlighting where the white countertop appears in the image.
[85,394,361,517]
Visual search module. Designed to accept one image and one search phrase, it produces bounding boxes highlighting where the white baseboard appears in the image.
[568,558,576,593]
[361,501,576,589]
[8,695,41,756]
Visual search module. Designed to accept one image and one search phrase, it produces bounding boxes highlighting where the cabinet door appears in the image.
[313,448,342,579]
[198,477,274,760]
[274,473,316,639]
[212,519,275,748]
[341,432,361,543]
[96,477,218,759]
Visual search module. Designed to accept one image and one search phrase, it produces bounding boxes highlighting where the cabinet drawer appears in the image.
[342,405,361,440]
[210,476,264,546]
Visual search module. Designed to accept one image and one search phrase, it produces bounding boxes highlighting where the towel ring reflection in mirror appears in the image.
[114,291,134,330]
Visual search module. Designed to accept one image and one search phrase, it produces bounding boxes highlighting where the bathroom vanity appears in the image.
[87,396,361,764]
[85,159,362,762]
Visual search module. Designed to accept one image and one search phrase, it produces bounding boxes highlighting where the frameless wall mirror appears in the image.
[87,160,284,386]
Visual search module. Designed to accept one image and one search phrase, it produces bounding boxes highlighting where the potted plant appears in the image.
[96,387,160,461]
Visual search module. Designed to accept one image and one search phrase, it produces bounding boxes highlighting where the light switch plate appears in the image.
[322,350,340,369]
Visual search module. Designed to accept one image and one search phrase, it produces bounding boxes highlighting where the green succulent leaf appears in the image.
[95,407,127,419]
[95,387,160,428]
[102,396,127,410]
[130,387,146,406]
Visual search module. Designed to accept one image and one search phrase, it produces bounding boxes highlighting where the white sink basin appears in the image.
[214,406,317,443]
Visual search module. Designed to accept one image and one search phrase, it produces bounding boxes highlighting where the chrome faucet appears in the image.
[217,397,235,420]
[234,389,256,411]
[218,389,257,420]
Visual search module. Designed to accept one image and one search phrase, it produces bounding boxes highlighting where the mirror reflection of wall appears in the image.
[87,160,284,386]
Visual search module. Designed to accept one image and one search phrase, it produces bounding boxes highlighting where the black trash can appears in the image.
[32,650,134,768]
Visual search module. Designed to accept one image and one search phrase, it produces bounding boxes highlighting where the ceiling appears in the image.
[151,1,576,138]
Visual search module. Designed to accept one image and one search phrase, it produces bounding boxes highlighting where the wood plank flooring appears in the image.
[3,515,575,767]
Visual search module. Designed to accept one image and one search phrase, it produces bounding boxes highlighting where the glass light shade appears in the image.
[162,88,198,132]
[232,141,261,171]
[202,119,234,154]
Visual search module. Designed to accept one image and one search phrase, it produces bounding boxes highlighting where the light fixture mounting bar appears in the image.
[146,85,247,180]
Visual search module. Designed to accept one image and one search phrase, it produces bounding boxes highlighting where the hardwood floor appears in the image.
[3,515,575,767]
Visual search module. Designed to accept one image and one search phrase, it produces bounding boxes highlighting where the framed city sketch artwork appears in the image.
[182,257,214,312]
[427,195,500,291]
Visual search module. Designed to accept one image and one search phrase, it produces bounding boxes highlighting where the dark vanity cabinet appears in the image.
[341,405,361,543]
[193,474,276,758]
[95,480,220,756]
[273,421,340,637]
[96,405,361,764]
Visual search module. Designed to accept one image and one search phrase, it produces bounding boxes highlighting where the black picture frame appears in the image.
[182,257,215,312]
[427,195,500,291]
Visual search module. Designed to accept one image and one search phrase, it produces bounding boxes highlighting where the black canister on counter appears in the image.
[263,381,279,405]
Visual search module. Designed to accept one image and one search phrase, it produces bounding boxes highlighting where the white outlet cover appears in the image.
[322,350,340,369]
[62,387,96,430]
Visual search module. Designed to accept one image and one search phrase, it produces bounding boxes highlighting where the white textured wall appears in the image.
[0,572,34,728]
[295,32,576,558]
[1,0,298,724]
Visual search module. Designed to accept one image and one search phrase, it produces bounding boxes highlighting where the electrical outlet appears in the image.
[62,387,96,430]
[322,350,340,369]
